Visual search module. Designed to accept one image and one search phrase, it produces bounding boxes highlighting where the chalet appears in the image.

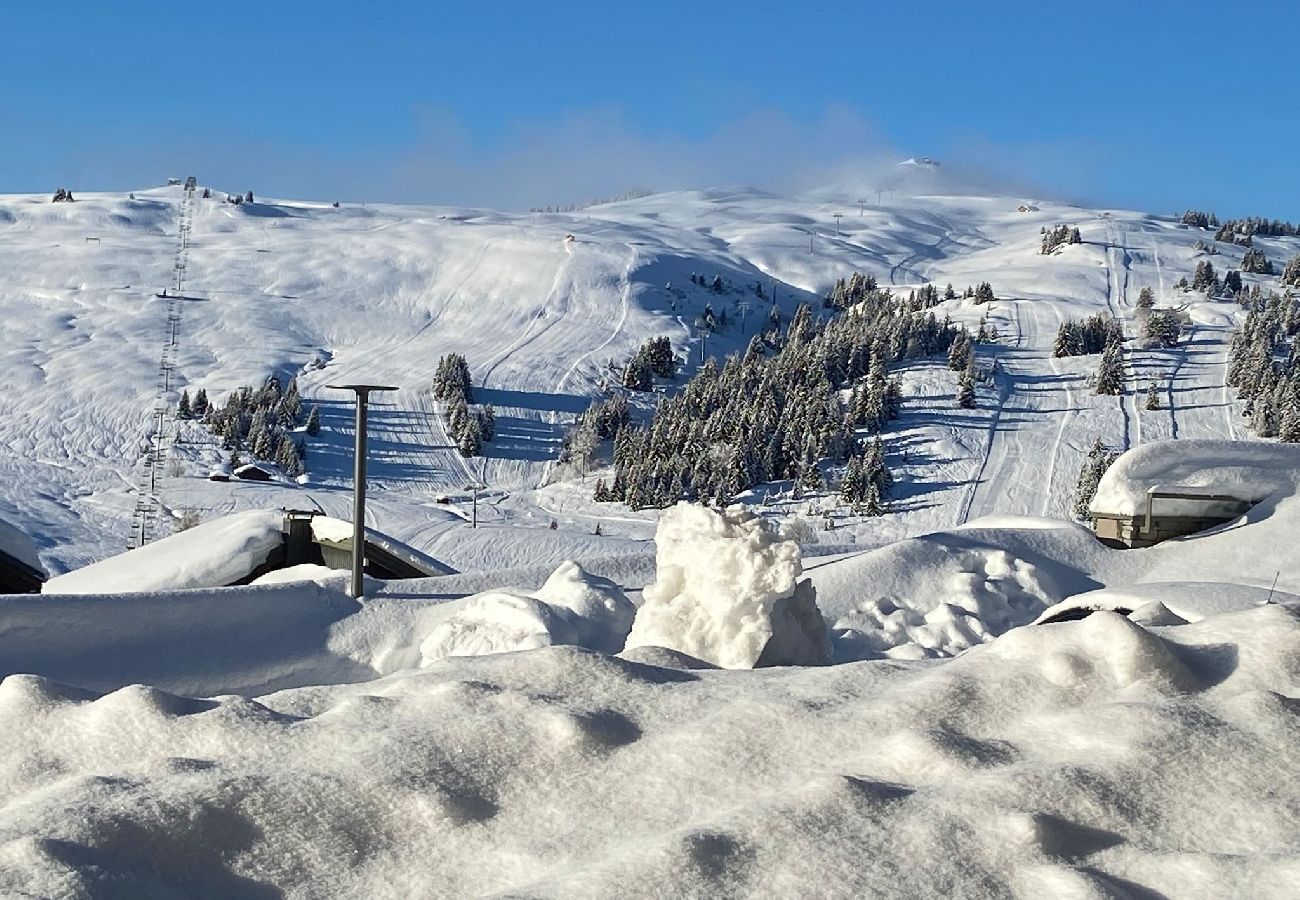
[44,509,452,595]
[0,516,46,594]
[1091,484,1254,549]
[234,463,274,482]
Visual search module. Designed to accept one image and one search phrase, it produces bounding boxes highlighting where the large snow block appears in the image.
[419,561,635,663]
[624,503,831,669]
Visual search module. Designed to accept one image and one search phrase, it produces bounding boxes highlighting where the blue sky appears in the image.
[4,1,1297,215]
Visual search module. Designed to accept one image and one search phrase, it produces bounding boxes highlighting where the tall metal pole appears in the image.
[328,384,397,598]
[351,392,368,597]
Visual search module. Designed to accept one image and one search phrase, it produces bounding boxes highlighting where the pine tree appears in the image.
[956,371,976,408]
[192,388,209,417]
[480,404,496,441]
[305,405,321,436]
[1072,439,1118,518]
[1145,381,1161,410]
[177,390,192,419]
[457,414,484,456]
[1137,287,1155,309]
[1095,341,1125,395]
[839,456,864,506]
[860,482,884,517]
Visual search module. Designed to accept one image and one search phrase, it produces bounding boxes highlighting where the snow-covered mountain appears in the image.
[1,182,1294,576]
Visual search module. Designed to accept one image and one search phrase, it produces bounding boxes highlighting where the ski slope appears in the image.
[0,179,1293,575]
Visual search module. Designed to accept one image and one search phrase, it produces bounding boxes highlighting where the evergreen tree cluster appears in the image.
[1282,256,1300,287]
[824,273,983,312]
[432,353,474,405]
[1215,216,1300,242]
[689,272,726,294]
[1143,310,1182,348]
[444,396,495,457]
[1053,315,1124,357]
[596,294,965,510]
[51,188,76,203]
[823,272,879,310]
[838,437,891,516]
[1191,260,1220,294]
[566,395,631,478]
[1240,247,1274,275]
[1137,287,1156,309]
[1073,439,1120,518]
[1180,210,1219,229]
[1040,224,1083,254]
[182,374,309,476]
[622,337,676,391]
[1227,290,1300,440]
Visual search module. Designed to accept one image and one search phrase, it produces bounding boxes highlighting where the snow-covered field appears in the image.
[3,179,1292,575]
[2,176,1299,896]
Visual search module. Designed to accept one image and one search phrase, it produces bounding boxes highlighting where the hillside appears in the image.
[1,182,1293,574]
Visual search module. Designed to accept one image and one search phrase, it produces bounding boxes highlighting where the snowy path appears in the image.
[959,298,1081,522]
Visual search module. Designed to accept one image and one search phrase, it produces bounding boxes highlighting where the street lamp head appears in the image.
[326,384,399,395]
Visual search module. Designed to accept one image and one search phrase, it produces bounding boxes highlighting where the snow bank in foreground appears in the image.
[419,561,634,663]
[1,603,1297,896]
[623,503,830,668]
[43,510,285,594]
[1090,439,1300,517]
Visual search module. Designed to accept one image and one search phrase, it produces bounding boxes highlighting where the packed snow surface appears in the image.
[623,503,830,668]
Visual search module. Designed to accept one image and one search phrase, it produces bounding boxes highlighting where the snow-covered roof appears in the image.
[1090,440,1300,518]
[0,515,44,574]
[309,515,454,577]
[44,510,286,595]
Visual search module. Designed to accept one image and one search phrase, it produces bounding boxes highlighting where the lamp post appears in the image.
[466,481,486,528]
[327,383,397,598]
[833,213,843,235]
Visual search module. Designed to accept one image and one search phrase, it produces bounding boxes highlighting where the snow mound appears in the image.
[43,510,285,595]
[1034,581,1298,626]
[813,519,1123,661]
[1090,439,1300,517]
[249,563,347,586]
[623,503,830,668]
[419,561,634,663]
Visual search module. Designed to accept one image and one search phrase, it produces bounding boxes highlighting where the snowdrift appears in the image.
[1,602,1297,896]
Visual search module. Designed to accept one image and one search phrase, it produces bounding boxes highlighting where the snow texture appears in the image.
[624,503,831,668]
[1,602,1298,896]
